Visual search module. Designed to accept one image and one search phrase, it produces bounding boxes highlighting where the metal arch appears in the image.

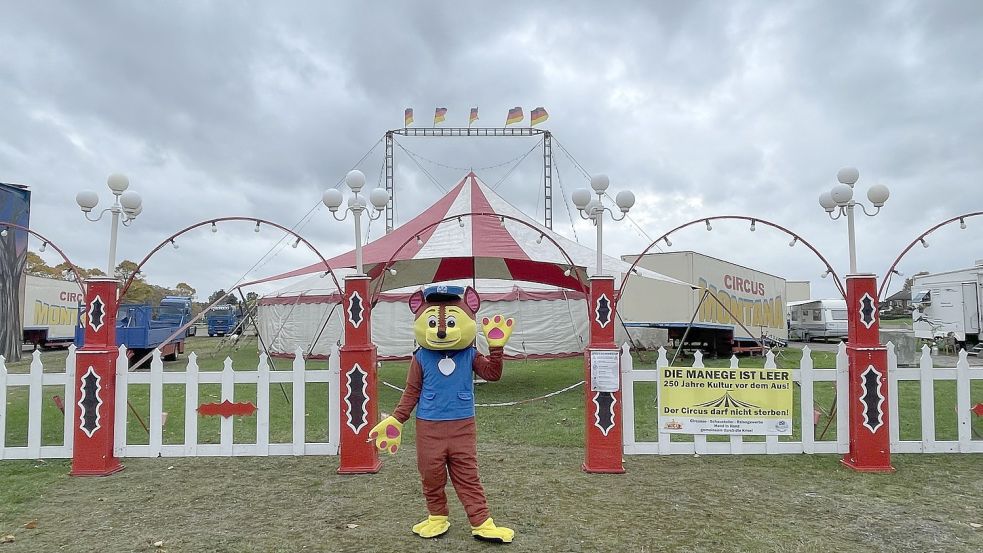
[1,222,85,294]
[878,211,983,301]
[619,215,847,300]
[369,212,588,304]
[119,217,341,298]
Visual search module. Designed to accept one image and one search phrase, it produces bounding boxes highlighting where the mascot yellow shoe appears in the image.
[412,515,450,538]
[471,518,514,543]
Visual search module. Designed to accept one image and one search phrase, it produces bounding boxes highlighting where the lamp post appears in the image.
[322,170,389,474]
[571,175,635,474]
[819,167,894,473]
[70,173,142,477]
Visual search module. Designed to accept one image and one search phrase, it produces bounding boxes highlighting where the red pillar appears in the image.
[842,274,894,472]
[71,278,124,476]
[583,276,625,473]
[337,275,381,474]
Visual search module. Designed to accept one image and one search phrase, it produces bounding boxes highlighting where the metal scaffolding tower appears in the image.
[384,127,552,233]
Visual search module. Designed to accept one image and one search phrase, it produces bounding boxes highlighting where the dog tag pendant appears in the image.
[438,356,456,376]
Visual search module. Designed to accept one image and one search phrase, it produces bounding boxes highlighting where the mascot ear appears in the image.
[464,286,480,313]
[409,290,425,314]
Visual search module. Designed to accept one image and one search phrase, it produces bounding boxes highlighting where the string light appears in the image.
[292,237,301,248]
[960,218,967,230]
[388,268,397,276]
[920,237,929,248]
[416,236,423,246]
[211,222,218,233]
[254,221,261,233]
[500,216,505,227]
[789,237,798,247]
[171,239,179,250]
[821,269,831,279]
[705,220,712,231]
[0,228,7,237]
[664,236,672,247]
[40,242,47,252]
[563,267,572,277]
[536,234,544,244]
[750,220,756,232]
[458,217,464,228]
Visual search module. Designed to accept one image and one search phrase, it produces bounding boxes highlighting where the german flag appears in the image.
[404,108,413,127]
[531,107,549,126]
[434,107,447,125]
[505,106,523,125]
[469,107,479,125]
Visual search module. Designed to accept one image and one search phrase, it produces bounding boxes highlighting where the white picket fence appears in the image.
[0,348,76,460]
[0,345,340,460]
[623,342,983,455]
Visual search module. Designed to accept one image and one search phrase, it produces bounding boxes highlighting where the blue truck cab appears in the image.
[207,305,240,337]
[159,296,196,337]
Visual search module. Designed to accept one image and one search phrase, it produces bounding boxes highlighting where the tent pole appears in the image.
[239,289,290,404]
[670,289,711,368]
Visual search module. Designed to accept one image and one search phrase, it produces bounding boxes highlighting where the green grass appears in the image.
[2,339,982,551]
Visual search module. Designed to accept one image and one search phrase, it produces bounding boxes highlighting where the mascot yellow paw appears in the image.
[481,315,514,348]
[471,518,514,543]
[367,416,402,454]
[412,515,450,538]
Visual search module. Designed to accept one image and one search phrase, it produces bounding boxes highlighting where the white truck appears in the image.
[787,299,849,342]
[22,274,83,349]
[911,262,983,346]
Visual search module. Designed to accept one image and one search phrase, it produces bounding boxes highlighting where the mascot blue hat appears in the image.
[422,285,465,302]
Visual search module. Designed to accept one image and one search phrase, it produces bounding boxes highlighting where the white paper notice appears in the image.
[590,349,620,392]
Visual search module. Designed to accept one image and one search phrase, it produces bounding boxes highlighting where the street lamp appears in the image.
[572,174,636,275]
[76,173,143,275]
[322,170,390,275]
[818,167,890,273]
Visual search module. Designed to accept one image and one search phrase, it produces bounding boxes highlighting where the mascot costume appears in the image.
[368,285,515,543]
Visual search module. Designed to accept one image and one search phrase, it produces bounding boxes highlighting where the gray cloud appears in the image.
[2,0,981,301]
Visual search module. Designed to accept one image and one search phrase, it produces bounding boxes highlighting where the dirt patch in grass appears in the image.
[1,451,981,553]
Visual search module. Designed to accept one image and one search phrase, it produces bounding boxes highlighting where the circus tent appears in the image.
[255,172,690,359]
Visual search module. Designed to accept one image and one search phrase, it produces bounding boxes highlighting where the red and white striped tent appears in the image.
[264,172,689,292]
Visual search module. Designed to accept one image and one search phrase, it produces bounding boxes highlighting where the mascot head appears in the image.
[409,285,480,350]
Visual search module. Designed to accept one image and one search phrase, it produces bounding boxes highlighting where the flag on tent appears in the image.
[505,107,523,125]
[469,107,479,126]
[434,107,447,125]
[531,107,549,126]
[404,108,414,127]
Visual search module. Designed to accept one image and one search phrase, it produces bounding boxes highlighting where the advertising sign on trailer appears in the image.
[657,365,793,435]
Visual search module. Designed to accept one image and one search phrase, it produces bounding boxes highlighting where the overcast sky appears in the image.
[3,1,982,300]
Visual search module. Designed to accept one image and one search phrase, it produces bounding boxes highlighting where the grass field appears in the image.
[1,338,982,552]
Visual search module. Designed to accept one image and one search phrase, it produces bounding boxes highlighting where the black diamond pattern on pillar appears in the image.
[595,294,611,328]
[859,293,876,329]
[593,391,616,436]
[344,364,368,433]
[88,296,105,332]
[78,367,102,438]
[348,291,364,328]
[860,365,885,433]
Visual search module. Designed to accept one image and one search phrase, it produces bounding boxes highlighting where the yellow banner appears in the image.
[658,366,792,435]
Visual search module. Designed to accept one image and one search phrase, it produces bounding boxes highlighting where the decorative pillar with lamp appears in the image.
[322,169,390,474]
[71,173,142,476]
[571,174,635,473]
[819,167,894,472]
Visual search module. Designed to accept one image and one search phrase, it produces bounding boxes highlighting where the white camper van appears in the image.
[787,299,849,342]
[911,262,983,345]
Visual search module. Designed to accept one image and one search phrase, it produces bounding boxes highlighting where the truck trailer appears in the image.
[22,274,83,349]
[911,262,983,346]
[620,251,789,356]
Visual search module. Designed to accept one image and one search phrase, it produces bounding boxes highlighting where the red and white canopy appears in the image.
[264,172,691,293]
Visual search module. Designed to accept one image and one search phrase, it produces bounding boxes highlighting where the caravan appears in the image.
[912,262,983,346]
[787,299,849,342]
